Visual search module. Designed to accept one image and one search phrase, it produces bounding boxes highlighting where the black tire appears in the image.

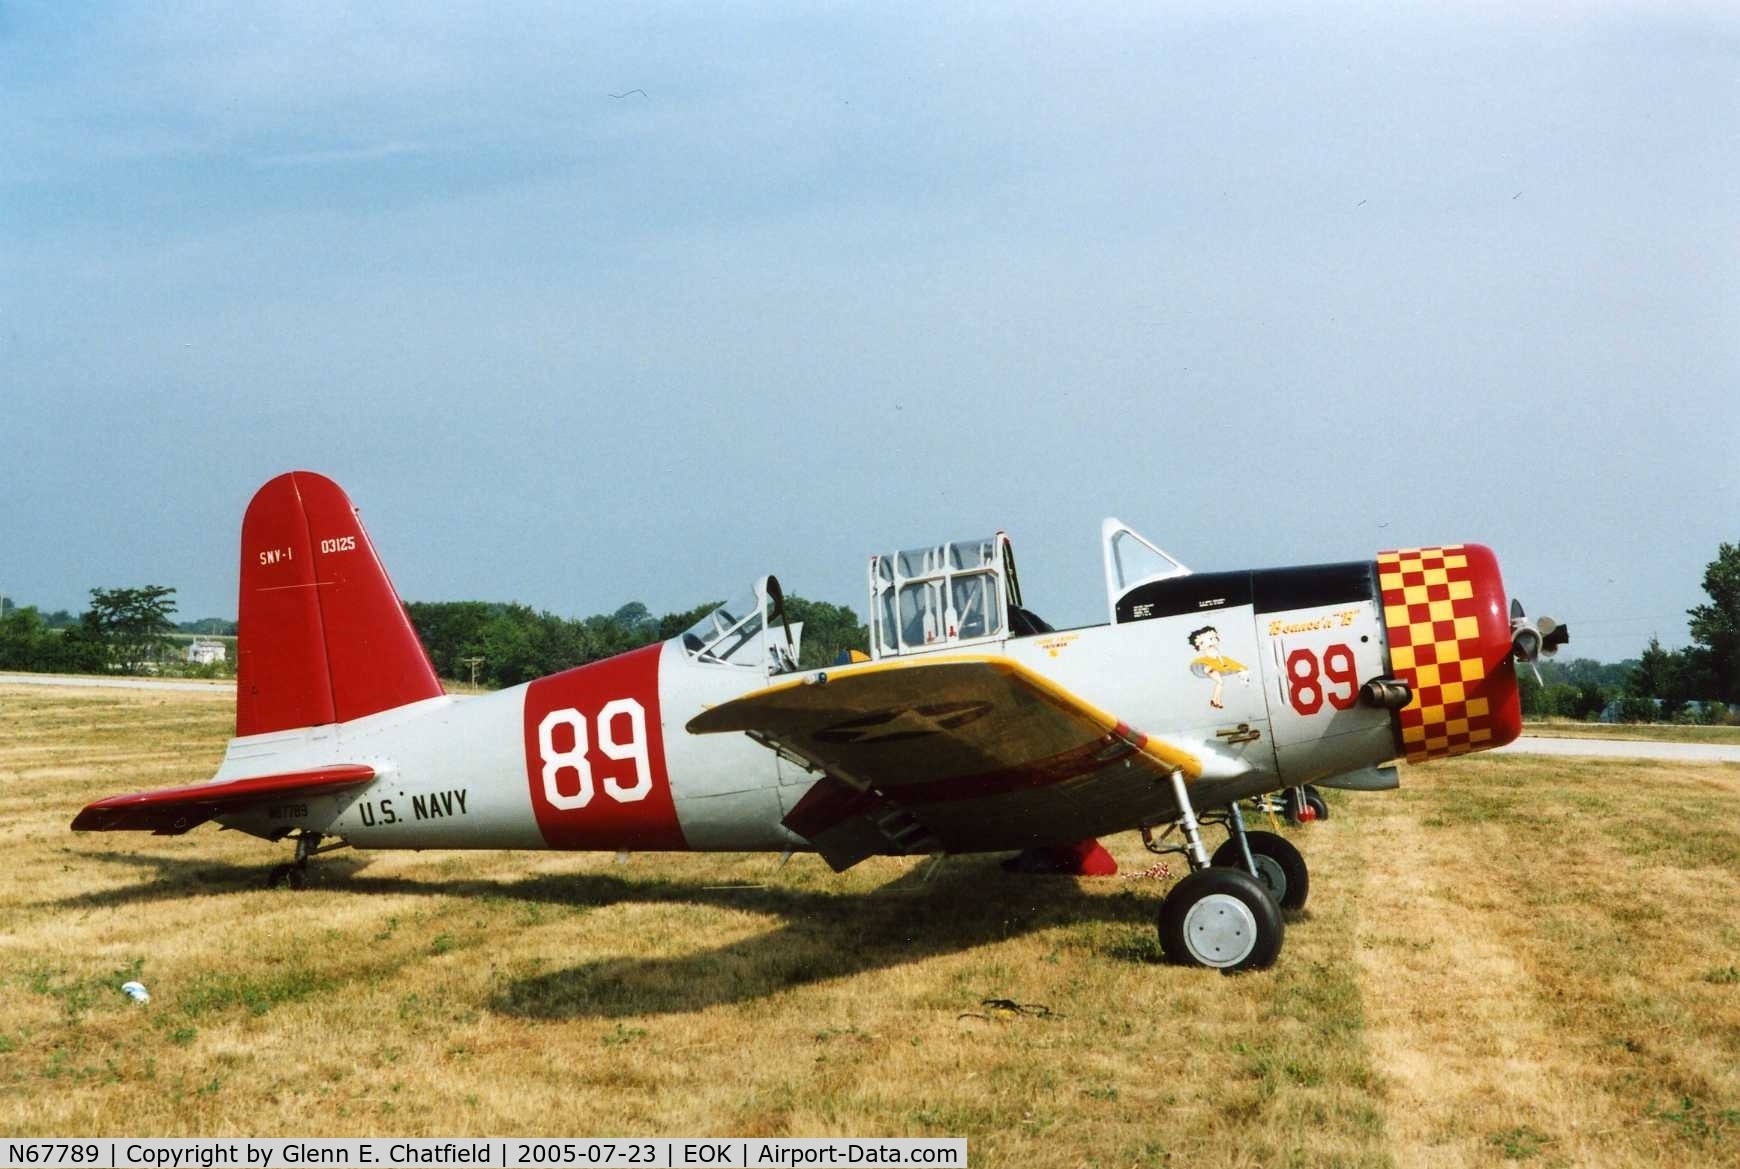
[1157,867,1284,973]
[1284,786,1330,824]
[1211,830,1310,911]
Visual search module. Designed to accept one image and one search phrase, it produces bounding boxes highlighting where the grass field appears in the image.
[2,683,1738,1167]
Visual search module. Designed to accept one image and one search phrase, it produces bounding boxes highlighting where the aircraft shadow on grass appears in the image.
[49,850,1169,1018]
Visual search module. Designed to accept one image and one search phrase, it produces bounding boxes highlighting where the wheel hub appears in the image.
[1251,854,1287,903]
[1180,891,1259,968]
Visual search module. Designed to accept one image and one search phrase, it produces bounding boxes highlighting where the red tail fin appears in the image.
[236,472,443,736]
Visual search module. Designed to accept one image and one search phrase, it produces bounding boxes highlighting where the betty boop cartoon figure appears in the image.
[1188,625,1250,710]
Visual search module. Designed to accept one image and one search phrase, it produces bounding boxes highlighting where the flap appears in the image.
[71,764,377,835]
[688,654,1201,805]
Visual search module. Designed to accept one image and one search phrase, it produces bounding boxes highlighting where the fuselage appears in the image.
[214,546,1522,855]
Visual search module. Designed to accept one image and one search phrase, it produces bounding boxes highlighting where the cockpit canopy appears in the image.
[867,533,1029,660]
[678,575,801,673]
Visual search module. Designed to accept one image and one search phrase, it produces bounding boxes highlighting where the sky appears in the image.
[2,1,1735,661]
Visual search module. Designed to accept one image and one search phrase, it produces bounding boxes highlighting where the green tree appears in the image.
[54,613,113,673]
[612,602,658,637]
[658,601,724,641]
[87,585,178,673]
[476,608,542,688]
[176,617,238,635]
[407,601,497,679]
[782,596,869,669]
[1688,542,1740,704]
[0,606,52,670]
[1627,636,1686,720]
[1540,682,1581,718]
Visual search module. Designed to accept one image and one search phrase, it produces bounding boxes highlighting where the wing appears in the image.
[71,764,377,835]
[687,655,1221,868]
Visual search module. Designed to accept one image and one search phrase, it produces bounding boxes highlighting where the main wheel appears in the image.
[1210,830,1309,911]
[1157,867,1284,972]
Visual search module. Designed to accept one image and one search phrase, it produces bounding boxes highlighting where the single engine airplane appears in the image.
[74,471,1566,971]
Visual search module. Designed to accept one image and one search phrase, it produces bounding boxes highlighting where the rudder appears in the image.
[237,471,444,736]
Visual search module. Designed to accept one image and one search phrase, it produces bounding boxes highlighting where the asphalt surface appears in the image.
[1494,735,1740,764]
[0,672,234,694]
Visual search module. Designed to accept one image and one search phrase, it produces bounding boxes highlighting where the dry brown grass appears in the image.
[2,683,1738,1167]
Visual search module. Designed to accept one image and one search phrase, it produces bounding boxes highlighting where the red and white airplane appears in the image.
[75,471,1565,971]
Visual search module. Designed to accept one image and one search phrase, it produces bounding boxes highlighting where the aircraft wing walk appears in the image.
[687,655,1203,865]
[71,764,377,835]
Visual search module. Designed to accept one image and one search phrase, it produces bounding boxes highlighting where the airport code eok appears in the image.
[1,1141,967,1169]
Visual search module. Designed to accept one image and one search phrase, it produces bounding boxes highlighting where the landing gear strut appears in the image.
[1208,802,1309,912]
[1141,771,1285,972]
[266,832,347,890]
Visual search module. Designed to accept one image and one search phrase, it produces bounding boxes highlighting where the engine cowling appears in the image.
[1375,544,1522,763]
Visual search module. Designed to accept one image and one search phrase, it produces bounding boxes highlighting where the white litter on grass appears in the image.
[120,981,150,1003]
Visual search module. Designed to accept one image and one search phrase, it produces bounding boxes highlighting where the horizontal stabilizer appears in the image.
[71,764,377,835]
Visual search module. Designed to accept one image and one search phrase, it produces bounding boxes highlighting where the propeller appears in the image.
[1510,599,1569,684]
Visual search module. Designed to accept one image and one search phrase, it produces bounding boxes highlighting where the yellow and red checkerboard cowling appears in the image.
[1376,543,1522,763]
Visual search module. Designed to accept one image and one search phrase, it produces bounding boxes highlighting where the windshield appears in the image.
[680,587,766,665]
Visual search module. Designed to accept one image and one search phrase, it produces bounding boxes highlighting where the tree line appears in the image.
[406,595,868,689]
[0,586,209,676]
[6,542,1735,722]
[1519,542,1740,724]
[0,586,867,689]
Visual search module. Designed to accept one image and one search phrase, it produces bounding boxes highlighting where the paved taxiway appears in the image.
[1494,735,1740,764]
[0,673,234,694]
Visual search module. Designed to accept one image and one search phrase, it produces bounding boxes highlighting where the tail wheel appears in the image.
[265,863,306,890]
[1286,786,1330,824]
[1158,867,1284,972]
[1211,829,1309,911]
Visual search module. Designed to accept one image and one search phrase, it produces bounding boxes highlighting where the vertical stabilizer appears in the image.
[236,472,444,737]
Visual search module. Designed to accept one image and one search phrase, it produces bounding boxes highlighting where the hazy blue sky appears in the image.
[3,2,1735,660]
